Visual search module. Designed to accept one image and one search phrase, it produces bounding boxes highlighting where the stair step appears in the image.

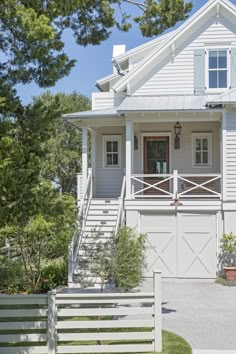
[81,232,113,238]
[87,215,117,221]
[85,220,116,227]
[90,199,118,206]
[87,210,118,215]
[84,226,115,232]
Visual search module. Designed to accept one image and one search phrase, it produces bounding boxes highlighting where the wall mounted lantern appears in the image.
[174,121,182,149]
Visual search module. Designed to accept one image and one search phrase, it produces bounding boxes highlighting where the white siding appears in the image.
[92,92,126,110]
[224,110,236,200]
[134,17,236,96]
[95,127,125,198]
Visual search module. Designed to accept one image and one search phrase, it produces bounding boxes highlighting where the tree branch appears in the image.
[123,0,148,11]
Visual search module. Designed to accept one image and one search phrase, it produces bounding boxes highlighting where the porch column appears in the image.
[126,121,133,199]
[90,129,96,197]
[82,126,88,193]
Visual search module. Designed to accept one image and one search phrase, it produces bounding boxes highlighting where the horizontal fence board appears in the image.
[0,321,47,330]
[0,298,48,306]
[56,293,154,299]
[57,307,153,317]
[58,331,154,341]
[57,319,154,329]
[0,309,47,318]
[56,298,154,305]
[0,333,47,342]
[57,344,154,353]
[0,346,48,354]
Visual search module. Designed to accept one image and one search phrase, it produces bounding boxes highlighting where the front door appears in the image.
[143,136,170,195]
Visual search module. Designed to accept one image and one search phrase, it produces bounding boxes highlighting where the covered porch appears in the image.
[78,110,222,202]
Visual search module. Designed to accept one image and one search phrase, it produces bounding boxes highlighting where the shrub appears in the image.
[113,226,146,290]
[220,233,236,267]
[39,259,68,292]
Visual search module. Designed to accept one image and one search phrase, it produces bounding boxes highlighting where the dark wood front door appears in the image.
[143,136,170,195]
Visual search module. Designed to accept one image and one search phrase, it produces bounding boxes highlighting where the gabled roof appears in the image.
[206,88,236,104]
[112,0,236,93]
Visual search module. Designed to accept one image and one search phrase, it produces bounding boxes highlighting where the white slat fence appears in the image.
[0,271,162,353]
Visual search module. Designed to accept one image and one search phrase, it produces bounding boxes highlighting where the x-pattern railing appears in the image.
[131,171,221,199]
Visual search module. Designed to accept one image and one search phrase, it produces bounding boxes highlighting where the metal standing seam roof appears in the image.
[117,95,215,112]
[63,107,120,119]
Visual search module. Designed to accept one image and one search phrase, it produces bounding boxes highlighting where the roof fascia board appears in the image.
[112,0,234,93]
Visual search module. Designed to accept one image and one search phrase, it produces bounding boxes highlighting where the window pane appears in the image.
[218,50,227,68]
[113,154,118,165]
[202,138,208,150]
[196,152,201,164]
[209,51,217,69]
[209,70,217,88]
[219,70,227,88]
[112,141,118,152]
[107,141,112,152]
[107,154,112,165]
[195,139,201,151]
[203,152,208,164]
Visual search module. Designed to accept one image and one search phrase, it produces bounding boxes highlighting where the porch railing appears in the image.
[131,170,221,199]
[68,168,93,283]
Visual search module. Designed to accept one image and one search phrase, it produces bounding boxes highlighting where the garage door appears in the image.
[178,213,217,278]
[140,212,217,279]
[140,213,177,277]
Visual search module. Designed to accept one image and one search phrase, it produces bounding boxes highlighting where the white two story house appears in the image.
[65,0,236,286]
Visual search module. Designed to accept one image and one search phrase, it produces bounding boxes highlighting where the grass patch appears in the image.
[215,277,236,286]
[160,330,192,354]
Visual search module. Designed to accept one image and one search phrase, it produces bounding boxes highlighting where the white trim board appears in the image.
[141,132,172,174]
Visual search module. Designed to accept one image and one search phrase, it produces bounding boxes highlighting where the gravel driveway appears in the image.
[140,279,236,351]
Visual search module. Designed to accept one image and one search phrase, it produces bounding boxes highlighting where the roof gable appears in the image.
[112,0,236,94]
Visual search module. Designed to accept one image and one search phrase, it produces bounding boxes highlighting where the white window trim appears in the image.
[103,135,122,169]
[192,132,212,168]
[205,47,230,93]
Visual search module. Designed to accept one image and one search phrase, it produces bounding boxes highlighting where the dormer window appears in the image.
[208,49,228,89]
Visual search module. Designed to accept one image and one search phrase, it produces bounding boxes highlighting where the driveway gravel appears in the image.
[140,279,236,351]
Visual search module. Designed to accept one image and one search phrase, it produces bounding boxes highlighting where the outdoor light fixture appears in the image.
[134,135,138,150]
[174,121,182,149]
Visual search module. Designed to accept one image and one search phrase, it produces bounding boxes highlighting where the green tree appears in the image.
[0,0,192,106]
[0,92,90,292]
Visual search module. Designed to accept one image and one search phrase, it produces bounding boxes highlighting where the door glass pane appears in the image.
[209,51,217,69]
[146,139,168,174]
[209,71,217,88]
[219,70,227,88]
[218,50,227,68]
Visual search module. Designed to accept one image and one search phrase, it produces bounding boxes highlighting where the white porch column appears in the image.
[82,126,88,193]
[126,121,133,199]
[90,129,96,197]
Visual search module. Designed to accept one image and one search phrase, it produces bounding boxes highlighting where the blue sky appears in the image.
[17,0,235,104]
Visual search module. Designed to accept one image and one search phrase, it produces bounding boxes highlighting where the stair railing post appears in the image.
[153,270,162,352]
[47,290,57,354]
[173,170,178,199]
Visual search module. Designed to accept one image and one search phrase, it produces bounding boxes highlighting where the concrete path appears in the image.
[140,279,236,351]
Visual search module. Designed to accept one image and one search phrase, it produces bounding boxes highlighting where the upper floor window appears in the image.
[103,135,121,169]
[208,49,228,89]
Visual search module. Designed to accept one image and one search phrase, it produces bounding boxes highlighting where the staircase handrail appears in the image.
[115,176,126,235]
[68,168,92,284]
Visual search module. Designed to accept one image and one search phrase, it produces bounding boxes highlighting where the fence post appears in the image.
[153,270,162,352]
[48,290,57,354]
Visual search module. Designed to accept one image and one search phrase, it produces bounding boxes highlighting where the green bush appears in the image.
[39,259,68,292]
[113,226,146,290]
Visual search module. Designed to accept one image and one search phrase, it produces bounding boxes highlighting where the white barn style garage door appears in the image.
[141,212,217,279]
